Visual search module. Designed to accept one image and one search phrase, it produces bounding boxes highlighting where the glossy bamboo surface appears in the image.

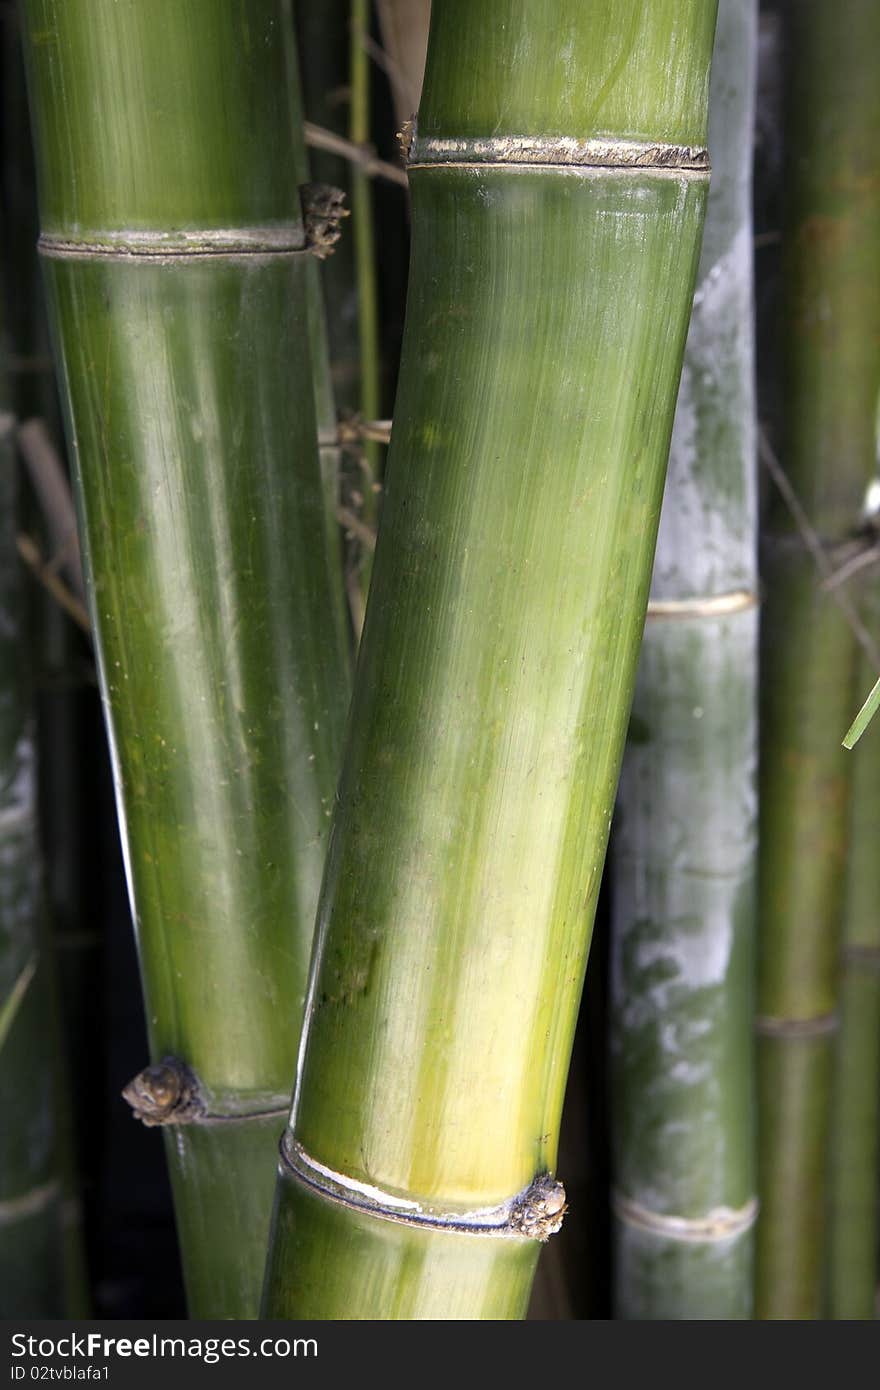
[265,0,716,1319]
[756,0,880,1319]
[21,0,349,1315]
[610,0,758,1319]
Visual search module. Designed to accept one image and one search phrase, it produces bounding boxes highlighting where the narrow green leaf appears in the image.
[843,671,880,749]
[0,954,38,1055]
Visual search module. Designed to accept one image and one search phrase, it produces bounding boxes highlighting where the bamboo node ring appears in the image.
[407,129,710,176]
[754,1011,839,1038]
[122,1056,205,1127]
[612,1190,758,1243]
[281,1133,566,1241]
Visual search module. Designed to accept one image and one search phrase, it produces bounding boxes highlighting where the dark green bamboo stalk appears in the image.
[829,588,880,1319]
[610,0,758,1320]
[0,290,65,1316]
[20,0,350,1316]
[263,0,718,1320]
[2,15,92,1314]
[756,0,880,1320]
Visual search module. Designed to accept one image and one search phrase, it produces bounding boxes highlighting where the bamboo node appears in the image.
[408,134,710,175]
[612,1190,759,1243]
[508,1175,568,1242]
[122,1056,205,1127]
[299,183,350,260]
[755,1011,838,1038]
[281,1135,566,1241]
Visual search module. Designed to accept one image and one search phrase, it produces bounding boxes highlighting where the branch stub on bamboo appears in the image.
[299,184,350,260]
[122,1057,204,1128]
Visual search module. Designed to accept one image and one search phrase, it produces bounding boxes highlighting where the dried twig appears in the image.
[16,533,91,635]
[304,121,408,188]
[336,505,377,553]
[759,428,880,669]
[17,418,86,602]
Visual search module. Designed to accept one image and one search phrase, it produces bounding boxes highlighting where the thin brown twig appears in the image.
[336,505,377,553]
[359,29,418,116]
[319,417,393,447]
[16,533,91,635]
[821,539,880,592]
[303,121,408,188]
[758,428,880,669]
[17,418,87,602]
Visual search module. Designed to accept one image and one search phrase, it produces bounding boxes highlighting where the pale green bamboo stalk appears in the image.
[610,0,758,1320]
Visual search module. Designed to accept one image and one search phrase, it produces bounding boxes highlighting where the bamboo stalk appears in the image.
[828,588,880,1319]
[755,0,880,1320]
[20,0,350,1316]
[0,391,64,1316]
[610,0,758,1321]
[348,0,382,619]
[2,9,91,1313]
[262,0,718,1320]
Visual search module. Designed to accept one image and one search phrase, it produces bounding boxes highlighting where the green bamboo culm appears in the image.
[2,6,91,1316]
[828,589,880,1319]
[0,290,65,1316]
[610,0,758,1321]
[755,0,880,1320]
[20,0,350,1316]
[263,0,718,1321]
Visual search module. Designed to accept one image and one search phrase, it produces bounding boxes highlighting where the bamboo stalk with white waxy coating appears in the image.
[262,0,718,1320]
[610,0,759,1320]
[20,0,350,1316]
[755,0,880,1319]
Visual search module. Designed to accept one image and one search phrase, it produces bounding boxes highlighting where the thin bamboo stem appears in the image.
[263,0,718,1320]
[349,0,382,620]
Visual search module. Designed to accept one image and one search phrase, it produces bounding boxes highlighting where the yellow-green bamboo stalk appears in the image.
[263,0,718,1320]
